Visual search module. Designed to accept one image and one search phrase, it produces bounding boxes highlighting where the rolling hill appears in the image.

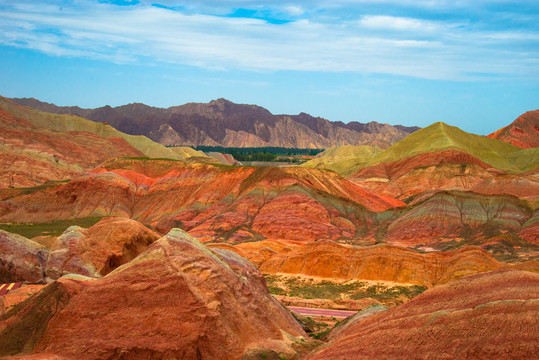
[304,121,539,175]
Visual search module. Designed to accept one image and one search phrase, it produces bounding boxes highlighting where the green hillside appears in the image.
[303,145,382,173]
[0,96,207,160]
[305,122,538,175]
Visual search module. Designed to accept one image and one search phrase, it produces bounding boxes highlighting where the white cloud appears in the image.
[359,15,438,32]
[0,1,537,80]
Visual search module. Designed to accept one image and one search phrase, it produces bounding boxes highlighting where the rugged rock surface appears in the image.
[0,218,160,283]
[0,159,400,243]
[488,109,539,148]
[0,229,307,359]
[12,97,419,148]
[308,269,539,359]
[0,230,48,283]
[385,190,533,246]
[348,149,500,200]
[0,100,145,188]
[215,240,502,287]
[45,217,161,281]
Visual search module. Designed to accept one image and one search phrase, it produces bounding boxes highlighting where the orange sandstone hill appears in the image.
[209,240,502,287]
[307,269,539,360]
[0,229,307,359]
[0,217,160,283]
[488,109,539,148]
[0,158,402,243]
[0,99,144,188]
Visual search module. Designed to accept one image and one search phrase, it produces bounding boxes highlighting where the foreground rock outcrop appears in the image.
[0,217,160,283]
[46,217,161,281]
[308,269,539,359]
[0,229,307,359]
[0,230,48,283]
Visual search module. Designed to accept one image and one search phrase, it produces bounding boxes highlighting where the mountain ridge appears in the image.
[304,120,538,175]
[11,97,421,149]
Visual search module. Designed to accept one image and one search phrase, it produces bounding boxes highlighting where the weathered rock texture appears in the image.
[210,240,502,287]
[0,101,144,188]
[0,159,400,243]
[12,97,420,148]
[0,230,48,283]
[488,109,539,148]
[308,269,539,360]
[0,218,160,283]
[45,217,160,281]
[0,229,306,359]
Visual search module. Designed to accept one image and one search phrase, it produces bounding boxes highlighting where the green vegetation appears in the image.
[264,275,427,305]
[0,217,103,239]
[192,146,324,163]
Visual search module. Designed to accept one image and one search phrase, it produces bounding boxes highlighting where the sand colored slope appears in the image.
[210,240,502,287]
[303,145,381,172]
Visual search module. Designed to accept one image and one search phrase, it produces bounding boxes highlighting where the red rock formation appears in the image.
[0,105,144,189]
[0,159,399,243]
[308,269,539,359]
[210,240,502,287]
[0,230,48,283]
[349,149,501,200]
[488,109,539,148]
[0,229,306,359]
[385,191,531,246]
[46,217,161,280]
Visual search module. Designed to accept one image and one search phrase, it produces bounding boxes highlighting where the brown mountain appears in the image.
[11,97,420,148]
[487,109,539,148]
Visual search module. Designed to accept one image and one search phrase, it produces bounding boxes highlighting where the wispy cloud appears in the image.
[0,0,538,80]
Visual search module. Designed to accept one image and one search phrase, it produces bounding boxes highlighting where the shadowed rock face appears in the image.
[0,229,306,359]
[308,269,539,360]
[210,240,502,287]
[45,217,161,281]
[0,230,48,283]
[488,109,539,148]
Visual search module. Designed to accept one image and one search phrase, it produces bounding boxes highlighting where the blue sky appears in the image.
[0,0,538,135]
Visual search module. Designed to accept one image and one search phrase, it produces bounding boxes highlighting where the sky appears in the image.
[0,0,538,135]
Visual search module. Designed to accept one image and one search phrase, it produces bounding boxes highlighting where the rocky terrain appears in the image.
[308,269,539,359]
[12,97,420,148]
[488,109,539,148]
[0,97,212,189]
[1,99,538,359]
[0,229,309,359]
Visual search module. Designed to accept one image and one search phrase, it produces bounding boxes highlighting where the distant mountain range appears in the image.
[11,97,420,149]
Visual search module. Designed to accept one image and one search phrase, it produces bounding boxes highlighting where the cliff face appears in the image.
[11,97,419,148]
